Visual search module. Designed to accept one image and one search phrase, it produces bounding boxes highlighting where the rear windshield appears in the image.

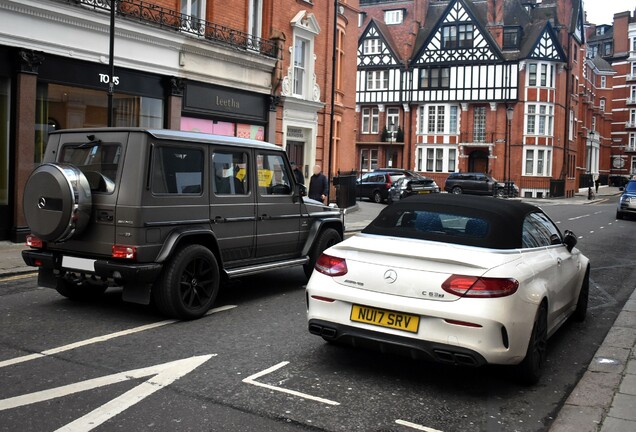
[363,209,491,245]
[60,143,121,193]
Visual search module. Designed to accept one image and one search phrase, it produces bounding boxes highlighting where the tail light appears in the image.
[112,245,137,260]
[442,274,519,298]
[26,234,43,249]
[315,254,348,277]
[385,181,392,189]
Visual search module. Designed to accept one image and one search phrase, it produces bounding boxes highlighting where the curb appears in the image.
[549,288,636,432]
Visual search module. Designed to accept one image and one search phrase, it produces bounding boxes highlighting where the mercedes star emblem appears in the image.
[384,269,397,284]
[38,197,46,209]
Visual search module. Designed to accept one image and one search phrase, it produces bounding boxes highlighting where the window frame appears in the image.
[420,67,450,89]
[523,146,553,177]
[384,9,403,25]
[416,146,457,173]
[361,107,380,134]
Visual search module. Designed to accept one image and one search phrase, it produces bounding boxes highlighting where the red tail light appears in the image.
[26,234,43,249]
[385,182,392,189]
[442,275,519,298]
[315,254,348,277]
[112,245,137,260]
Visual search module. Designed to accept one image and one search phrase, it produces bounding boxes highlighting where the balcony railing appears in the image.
[58,0,278,58]
[459,132,496,145]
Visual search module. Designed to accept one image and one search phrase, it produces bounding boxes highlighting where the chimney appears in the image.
[487,0,504,47]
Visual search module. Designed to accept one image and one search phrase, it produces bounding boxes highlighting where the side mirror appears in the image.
[619,186,625,191]
[563,230,577,252]
[293,183,307,203]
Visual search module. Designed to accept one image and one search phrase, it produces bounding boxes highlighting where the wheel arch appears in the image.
[301,218,344,256]
[155,228,222,268]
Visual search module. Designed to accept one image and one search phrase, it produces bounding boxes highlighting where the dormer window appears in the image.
[503,27,520,50]
[441,24,474,49]
[384,9,403,25]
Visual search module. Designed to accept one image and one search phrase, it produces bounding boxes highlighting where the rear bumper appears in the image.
[308,319,487,366]
[22,250,162,284]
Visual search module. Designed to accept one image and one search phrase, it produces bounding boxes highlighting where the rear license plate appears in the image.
[61,256,96,272]
[350,305,420,333]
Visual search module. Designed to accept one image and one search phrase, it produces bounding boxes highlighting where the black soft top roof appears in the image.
[362,194,543,249]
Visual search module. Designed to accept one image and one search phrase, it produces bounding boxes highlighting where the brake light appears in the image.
[26,234,43,249]
[442,275,519,298]
[112,245,137,260]
[315,254,348,277]
[385,181,392,189]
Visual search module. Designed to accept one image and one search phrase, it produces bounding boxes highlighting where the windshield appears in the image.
[60,143,121,193]
[626,181,636,193]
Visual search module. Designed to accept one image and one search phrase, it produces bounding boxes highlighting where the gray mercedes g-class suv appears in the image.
[22,128,343,319]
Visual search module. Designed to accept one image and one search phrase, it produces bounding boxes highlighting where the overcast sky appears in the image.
[583,0,636,25]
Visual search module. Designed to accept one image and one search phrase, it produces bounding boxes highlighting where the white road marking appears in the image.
[0,305,236,369]
[243,361,340,406]
[568,214,590,220]
[395,419,444,432]
[0,355,214,432]
[589,231,595,234]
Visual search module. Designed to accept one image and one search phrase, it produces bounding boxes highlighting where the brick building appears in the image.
[355,0,607,198]
[0,0,358,241]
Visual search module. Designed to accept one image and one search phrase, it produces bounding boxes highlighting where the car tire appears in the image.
[55,276,107,300]
[372,191,383,203]
[304,228,342,279]
[452,186,463,195]
[495,188,504,198]
[516,303,548,385]
[153,245,220,320]
[616,211,624,220]
[572,268,589,322]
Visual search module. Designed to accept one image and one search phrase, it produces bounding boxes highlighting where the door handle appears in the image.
[213,216,226,223]
[260,214,271,220]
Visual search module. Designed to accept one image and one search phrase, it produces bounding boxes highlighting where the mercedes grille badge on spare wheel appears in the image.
[38,197,46,209]
[384,269,397,284]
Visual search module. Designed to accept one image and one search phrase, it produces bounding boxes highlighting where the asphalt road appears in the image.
[1,198,635,432]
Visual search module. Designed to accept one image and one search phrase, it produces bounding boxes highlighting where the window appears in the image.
[528,62,555,87]
[212,151,249,195]
[360,148,378,171]
[588,45,598,58]
[363,39,381,55]
[629,133,636,150]
[591,116,596,133]
[600,76,606,88]
[384,9,403,25]
[473,106,486,142]
[441,24,473,49]
[631,86,636,101]
[503,27,520,49]
[358,13,365,28]
[604,42,612,56]
[152,146,204,194]
[523,147,552,176]
[361,107,379,134]
[420,68,450,89]
[416,147,456,172]
[526,103,554,136]
[599,98,605,112]
[386,107,400,138]
[633,37,636,52]
[522,213,561,248]
[257,153,292,195]
[419,104,458,134]
[630,109,636,125]
[180,0,206,33]
[366,70,389,90]
[569,110,574,140]
[61,143,121,193]
[293,37,308,96]
[248,0,262,38]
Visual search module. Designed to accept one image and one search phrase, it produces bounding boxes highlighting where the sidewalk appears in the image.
[2,187,634,431]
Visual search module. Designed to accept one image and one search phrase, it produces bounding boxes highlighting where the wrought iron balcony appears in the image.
[459,131,496,145]
[58,0,277,58]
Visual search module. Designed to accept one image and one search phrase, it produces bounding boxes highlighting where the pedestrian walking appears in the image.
[291,161,305,185]
[308,165,328,204]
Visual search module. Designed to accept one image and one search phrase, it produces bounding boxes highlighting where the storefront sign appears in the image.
[183,82,267,123]
[98,74,120,86]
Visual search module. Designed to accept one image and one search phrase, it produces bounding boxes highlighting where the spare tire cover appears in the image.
[23,163,92,242]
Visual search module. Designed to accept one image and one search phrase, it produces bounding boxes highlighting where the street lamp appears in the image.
[505,105,514,197]
[107,0,117,127]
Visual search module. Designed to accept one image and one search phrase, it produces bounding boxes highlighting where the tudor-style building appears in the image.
[356,0,594,199]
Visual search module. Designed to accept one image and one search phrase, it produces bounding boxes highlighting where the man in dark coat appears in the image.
[308,164,328,204]
[291,161,305,185]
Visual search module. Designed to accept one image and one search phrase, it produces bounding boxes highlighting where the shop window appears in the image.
[152,146,204,194]
[35,83,163,164]
[213,151,249,195]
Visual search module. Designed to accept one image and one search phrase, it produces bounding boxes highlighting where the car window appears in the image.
[626,182,636,193]
[361,173,373,182]
[152,145,204,195]
[60,142,121,193]
[257,153,292,195]
[522,213,560,248]
[387,210,490,238]
[212,151,249,195]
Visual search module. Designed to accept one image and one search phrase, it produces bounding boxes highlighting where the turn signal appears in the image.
[442,275,519,298]
[26,234,43,249]
[112,245,137,260]
[315,254,348,277]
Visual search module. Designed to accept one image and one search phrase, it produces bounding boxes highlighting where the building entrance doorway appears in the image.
[468,150,489,173]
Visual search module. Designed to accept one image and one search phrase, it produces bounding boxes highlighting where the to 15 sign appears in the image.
[98,73,120,86]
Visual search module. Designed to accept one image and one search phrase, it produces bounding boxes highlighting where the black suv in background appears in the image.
[356,171,405,203]
[444,172,517,197]
[388,176,439,203]
[21,128,344,319]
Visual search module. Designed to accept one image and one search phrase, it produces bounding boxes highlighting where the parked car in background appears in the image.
[388,176,439,203]
[616,180,636,220]
[307,194,589,385]
[444,172,518,197]
[373,168,420,178]
[356,171,404,203]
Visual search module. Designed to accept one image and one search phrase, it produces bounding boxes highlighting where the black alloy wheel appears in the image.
[516,303,548,385]
[572,268,589,322]
[452,186,463,194]
[372,191,383,203]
